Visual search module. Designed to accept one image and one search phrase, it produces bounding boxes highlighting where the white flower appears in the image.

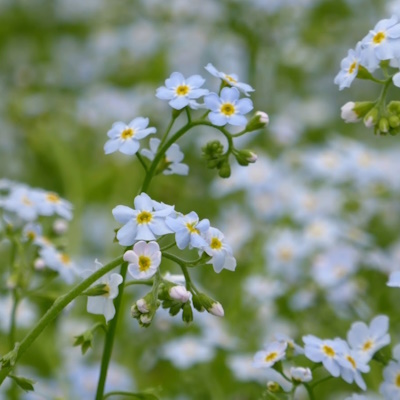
[204,87,253,126]
[141,138,189,176]
[39,246,77,284]
[165,211,209,250]
[393,71,400,88]
[84,260,123,323]
[204,63,255,96]
[380,360,400,399]
[155,72,208,110]
[290,367,312,382]
[202,227,236,273]
[124,241,161,280]
[253,341,287,368]
[387,271,400,287]
[334,42,363,90]
[303,335,348,377]
[112,193,174,246]
[33,190,73,220]
[255,111,269,125]
[2,186,41,221]
[360,15,400,72]
[104,117,156,155]
[169,285,192,303]
[341,102,360,123]
[347,315,390,362]
[337,346,370,390]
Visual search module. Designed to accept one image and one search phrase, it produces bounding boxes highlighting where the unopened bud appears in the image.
[379,117,389,133]
[267,382,280,392]
[140,314,152,326]
[34,258,46,270]
[218,160,231,178]
[136,298,150,313]
[208,302,224,317]
[235,149,258,166]
[246,111,269,131]
[169,285,192,303]
[53,219,68,235]
[364,107,379,128]
[84,284,109,297]
[389,115,400,128]
[182,302,193,324]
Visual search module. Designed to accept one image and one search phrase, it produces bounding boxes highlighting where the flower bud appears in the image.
[340,102,359,123]
[140,314,153,326]
[235,149,257,166]
[53,219,68,235]
[379,117,389,134]
[182,302,193,324]
[84,283,109,297]
[246,111,269,131]
[136,298,150,313]
[34,257,46,270]
[209,302,224,317]
[218,160,231,178]
[267,382,280,392]
[169,285,192,303]
[364,107,379,128]
[131,304,140,318]
[290,367,312,382]
[389,115,400,128]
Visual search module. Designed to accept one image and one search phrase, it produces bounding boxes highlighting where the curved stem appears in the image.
[95,262,128,400]
[9,290,19,349]
[159,115,178,148]
[0,255,124,385]
[310,375,333,389]
[136,153,148,172]
[303,383,316,400]
[104,391,156,399]
[125,279,153,287]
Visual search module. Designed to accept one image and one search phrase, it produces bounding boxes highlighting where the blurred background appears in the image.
[1,0,400,399]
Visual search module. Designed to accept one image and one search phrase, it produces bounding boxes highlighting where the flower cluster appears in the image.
[335,15,400,135]
[252,316,390,396]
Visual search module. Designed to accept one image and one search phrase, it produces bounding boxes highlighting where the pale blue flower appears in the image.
[156,72,208,110]
[141,138,189,175]
[205,63,254,96]
[360,15,400,72]
[112,193,174,246]
[32,190,73,220]
[166,211,209,250]
[104,117,156,155]
[39,246,77,284]
[204,87,253,126]
[334,42,363,90]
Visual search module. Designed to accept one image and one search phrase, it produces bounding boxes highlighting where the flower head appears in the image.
[84,260,123,323]
[39,246,77,284]
[156,72,208,110]
[104,117,156,155]
[204,87,253,126]
[253,341,287,368]
[124,241,161,280]
[334,42,363,90]
[112,193,174,246]
[205,63,254,96]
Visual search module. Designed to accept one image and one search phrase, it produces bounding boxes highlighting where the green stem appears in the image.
[136,153,148,172]
[0,255,124,385]
[310,375,333,389]
[378,78,393,114]
[103,391,155,399]
[159,115,178,148]
[95,262,128,400]
[140,120,233,192]
[125,280,153,287]
[303,383,316,400]
[9,290,19,349]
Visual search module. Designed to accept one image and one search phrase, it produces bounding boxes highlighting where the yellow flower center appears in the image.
[60,253,71,265]
[186,222,200,234]
[346,355,356,369]
[348,61,357,74]
[265,352,278,363]
[121,128,135,140]
[373,31,386,44]
[220,103,235,116]
[136,211,153,224]
[22,196,33,206]
[46,193,60,203]
[176,85,190,96]
[396,373,400,387]
[138,255,151,272]
[225,75,237,83]
[210,237,222,250]
[26,231,36,240]
[362,339,373,352]
[278,247,293,262]
[322,345,335,358]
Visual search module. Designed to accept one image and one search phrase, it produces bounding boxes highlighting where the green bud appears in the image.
[379,117,389,133]
[169,302,183,316]
[352,101,375,118]
[267,381,281,393]
[234,149,258,166]
[364,108,379,128]
[218,161,231,178]
[182,302,193,324]
[192,294,205,312]
[388,101,400,114]
[389,115,400,128]
[82,284,109,297]
[390,127,400,136]
[245,111,269,132]
[73,330,94,355]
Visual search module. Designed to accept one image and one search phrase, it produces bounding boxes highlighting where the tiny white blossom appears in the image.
[341,102,360,123]
[104,117,156,155]
[124,240,161,280]
[33,190,73,220]
[208,302,224,317]
[290,367,312,382]
[39,246,77,284]
[205,63,255,96]
[84,260,123,323]
[169,285,192,303]
[253,341,287,368]
[156,72,208,110]
[334,42,363,90]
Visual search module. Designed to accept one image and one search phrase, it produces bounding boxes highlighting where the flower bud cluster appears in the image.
[131,292,160,328]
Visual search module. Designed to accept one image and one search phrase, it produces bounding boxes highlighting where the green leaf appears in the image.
[9,375,35,392]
